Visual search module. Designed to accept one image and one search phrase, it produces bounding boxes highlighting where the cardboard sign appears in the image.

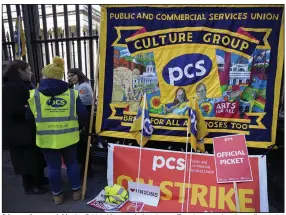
[213,134,253,183]
[108,144,268,212]
[128,181,160,207]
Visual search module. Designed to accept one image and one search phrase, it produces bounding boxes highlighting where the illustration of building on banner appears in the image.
[112,47,159,112]
[217,51,251,87]
[113,47,143,104]
[132,61,158,88]
[113,49,146,71]
[229,60,251,85]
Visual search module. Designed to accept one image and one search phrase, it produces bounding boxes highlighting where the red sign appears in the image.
[214,101,240,118]
[108,144,268,212]
[213,134,253,183]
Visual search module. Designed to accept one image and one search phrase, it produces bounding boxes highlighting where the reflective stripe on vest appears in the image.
[116,187,125,196]
[37,127,78,135]
[107,195,125,202]
[34,89,77,123]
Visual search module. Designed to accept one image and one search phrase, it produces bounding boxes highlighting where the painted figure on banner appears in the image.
[166,88,189,115]
[196,83,216,117]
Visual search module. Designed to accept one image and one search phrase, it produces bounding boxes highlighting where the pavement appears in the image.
[2,150,106,213]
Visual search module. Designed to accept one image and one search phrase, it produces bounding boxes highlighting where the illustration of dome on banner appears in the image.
[144,61,157,76]
[216,55,225,71]
[216,55,225,65]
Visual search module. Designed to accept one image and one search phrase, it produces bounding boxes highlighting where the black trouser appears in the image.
[22,170,45,190]
[78,131,92,173]
[78,105,93,177]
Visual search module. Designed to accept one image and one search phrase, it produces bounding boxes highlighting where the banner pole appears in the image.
[135,93,146,212]
[81,42,100,200]
[233,182,240,212]
[181,117,189,212]
[186,140,193,212]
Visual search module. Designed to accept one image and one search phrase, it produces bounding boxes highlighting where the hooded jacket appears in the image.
[3,79,47,175]
[26,78,88,129]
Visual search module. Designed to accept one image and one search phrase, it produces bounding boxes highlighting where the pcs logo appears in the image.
[162,53,212,86]
[46,98,67,107]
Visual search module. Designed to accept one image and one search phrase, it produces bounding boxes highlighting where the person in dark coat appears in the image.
[2,60,10,150]
[2,60,48,194]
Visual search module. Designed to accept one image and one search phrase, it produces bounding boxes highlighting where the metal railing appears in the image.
[2,4,99,88]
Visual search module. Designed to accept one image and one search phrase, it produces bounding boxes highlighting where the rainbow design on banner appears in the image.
[252,96,266,112]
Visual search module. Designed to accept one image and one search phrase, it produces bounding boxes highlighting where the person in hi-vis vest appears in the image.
[27,57,88,205]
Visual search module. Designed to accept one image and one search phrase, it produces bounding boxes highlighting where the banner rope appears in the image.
[186,144,194,212]
[135,93,146,212]
[181,118,189,212]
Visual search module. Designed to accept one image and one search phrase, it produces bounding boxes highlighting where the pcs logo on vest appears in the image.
[46,98,67,107]
[162,53,212,86]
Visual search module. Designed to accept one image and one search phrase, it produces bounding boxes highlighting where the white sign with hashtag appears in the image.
[128,181,160,207]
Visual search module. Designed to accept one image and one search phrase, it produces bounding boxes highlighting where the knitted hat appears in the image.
[42,56,65,80]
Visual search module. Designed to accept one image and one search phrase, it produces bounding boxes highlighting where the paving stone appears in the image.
[2,150,107,213]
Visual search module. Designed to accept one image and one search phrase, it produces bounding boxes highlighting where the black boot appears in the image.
[25,187,48,195]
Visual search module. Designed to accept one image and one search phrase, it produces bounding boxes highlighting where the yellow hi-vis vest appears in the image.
[28,89,80,149]
[104,184,128,204]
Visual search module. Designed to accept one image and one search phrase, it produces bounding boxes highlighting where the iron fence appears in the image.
[2,4,99,88]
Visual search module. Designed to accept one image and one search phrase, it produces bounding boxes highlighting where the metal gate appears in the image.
[2,4,100,88]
